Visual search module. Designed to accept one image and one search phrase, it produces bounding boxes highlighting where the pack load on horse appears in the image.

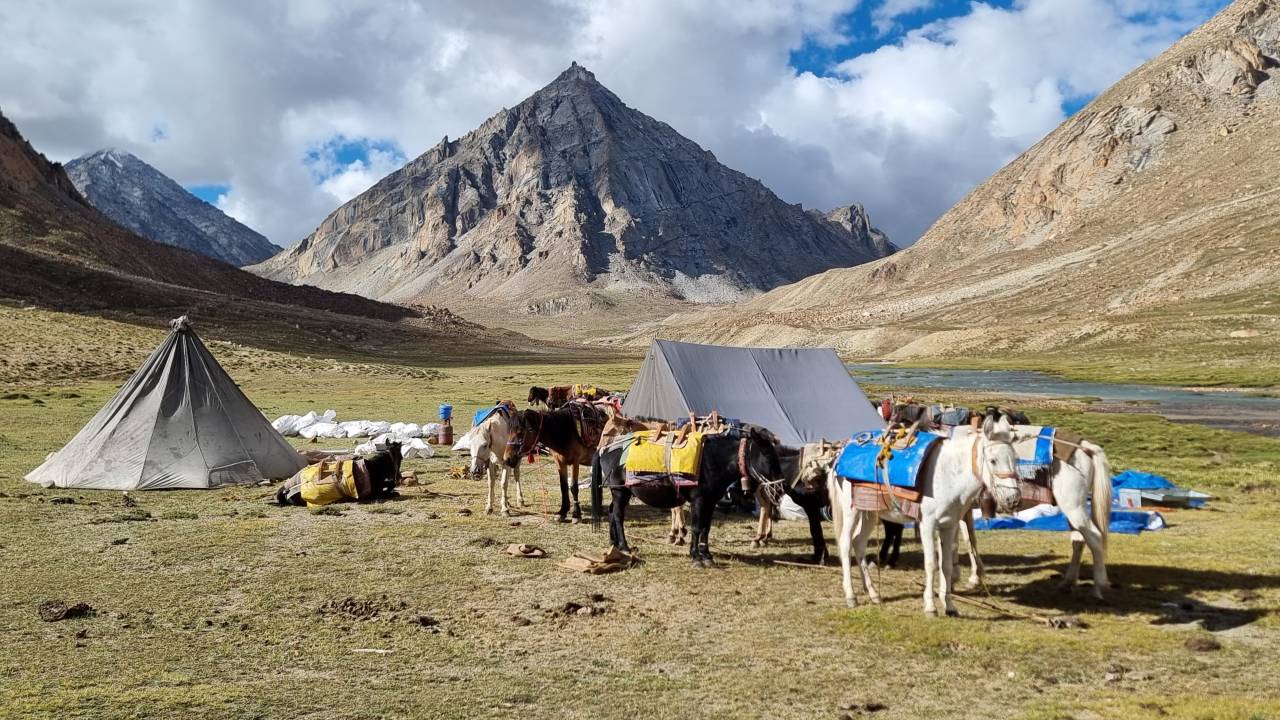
[503,401,609,522]
[276,442,404,507]
[592,413,786,568]
[828,416,1022,616]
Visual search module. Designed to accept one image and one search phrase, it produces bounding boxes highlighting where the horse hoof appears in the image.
[870,595,882,605]
[501,509,512,517]
[924,608,938,618]
[570,517,581,525]
[750,539,760,548]
[845,597,857,609]
[675,537,686,546]
[945,607,960,618]
[692,558,706,569]
[484,507,494,516]
[555,515,570,524]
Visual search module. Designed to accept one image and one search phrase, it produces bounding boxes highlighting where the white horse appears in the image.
[458,411,524,515]
[828,416,1023,616]
[955,426,1113,599]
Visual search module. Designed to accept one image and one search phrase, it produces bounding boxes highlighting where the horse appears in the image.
[528,384,611,409]
[749,441,841,563]
[828,416,1023,616]
[276,441,403,506]
[597,409,690,544]
[462,408,524,516]
[952,425,1113,599]
[503,405,606,522]
[591,426,785,567]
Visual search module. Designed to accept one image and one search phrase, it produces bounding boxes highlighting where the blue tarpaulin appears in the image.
[472,406,508,428]
[1112,470,1178,490]
[974,510,1163,535]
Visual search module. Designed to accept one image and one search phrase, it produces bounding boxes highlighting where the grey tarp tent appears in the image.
[26,316,306,490]
[621,339,885,447]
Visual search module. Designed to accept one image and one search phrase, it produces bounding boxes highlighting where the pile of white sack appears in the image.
[273,410,441,459]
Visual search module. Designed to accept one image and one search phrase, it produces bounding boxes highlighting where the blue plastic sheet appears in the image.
[975,510,1161,535]
[1112,470,1178,490]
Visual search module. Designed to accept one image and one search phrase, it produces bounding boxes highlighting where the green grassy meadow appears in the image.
[2,312,1279,719]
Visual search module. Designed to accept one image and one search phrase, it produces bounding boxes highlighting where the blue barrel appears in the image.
[438,404,453,421]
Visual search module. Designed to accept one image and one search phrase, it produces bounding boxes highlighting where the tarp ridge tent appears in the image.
[621,339,885,447]
[26,316,307,490]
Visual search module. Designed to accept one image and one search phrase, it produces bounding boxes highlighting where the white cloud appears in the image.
[872,0,937,35]
[0,0,1226,249]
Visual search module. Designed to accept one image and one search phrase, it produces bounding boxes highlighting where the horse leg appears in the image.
[836,487,858,608]
[878,521,902,568]
[804,497,827,564]
[569,463,582,523]
[484,464,496,515]
[555,461,570,522]
[752,491,773,548]
[1061,506,1108,599]
[920,516,939,616]
[667,506,686,545]
[939,524,960,617]
[696,494,715,566]
[688,494,706,567]
[608,488,632,552]
[852,511,880,604]
[961,512,984,588]
[512,462,524,508]
[498,462,512,516]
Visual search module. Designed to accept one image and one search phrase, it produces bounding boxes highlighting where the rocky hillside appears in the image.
[0,110,551,364]
[66,149,280,266]
[252,63,893,324]
[650,0,1280,375]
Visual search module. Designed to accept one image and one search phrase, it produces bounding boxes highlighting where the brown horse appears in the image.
[503,405,607,522]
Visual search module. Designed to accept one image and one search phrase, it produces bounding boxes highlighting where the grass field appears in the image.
[2,316,1279,719]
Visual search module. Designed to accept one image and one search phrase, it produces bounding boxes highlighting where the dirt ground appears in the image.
[1,320,1278,719]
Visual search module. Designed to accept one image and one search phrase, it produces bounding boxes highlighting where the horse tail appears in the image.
[1084,441,1112,549]
[590,450,604,531]
[827,471,844,544]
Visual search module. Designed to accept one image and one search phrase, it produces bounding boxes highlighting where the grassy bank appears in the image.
[2,340,1279,719]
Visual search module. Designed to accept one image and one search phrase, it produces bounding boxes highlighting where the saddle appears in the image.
[565,401,607,449]
[834,428,943,521]
[472,400,515,428]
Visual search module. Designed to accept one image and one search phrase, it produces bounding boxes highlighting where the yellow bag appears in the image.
[624,431,704,477]
[299,460,359,507]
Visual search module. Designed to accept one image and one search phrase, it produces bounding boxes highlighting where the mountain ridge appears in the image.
[65,149,280,266]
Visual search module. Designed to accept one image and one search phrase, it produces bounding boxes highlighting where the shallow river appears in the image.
[848,365,1280,438]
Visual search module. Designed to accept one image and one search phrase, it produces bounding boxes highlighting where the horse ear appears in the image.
[982,414,996,439]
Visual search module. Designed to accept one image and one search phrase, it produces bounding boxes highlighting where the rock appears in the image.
[38,601,95,622]
[65,150,280,265]
[252,64,892,309]
[1185,636,1222,652]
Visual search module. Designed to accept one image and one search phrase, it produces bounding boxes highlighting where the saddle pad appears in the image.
[624,431,705,477]
[835,430,942,488]
[1013,426,1055,480]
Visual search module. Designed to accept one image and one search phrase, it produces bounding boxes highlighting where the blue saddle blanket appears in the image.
[1016,426,1056,480]
[472,405,510,428]
[835,431,943,488]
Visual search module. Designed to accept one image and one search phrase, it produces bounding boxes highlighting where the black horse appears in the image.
[591,426,784,567]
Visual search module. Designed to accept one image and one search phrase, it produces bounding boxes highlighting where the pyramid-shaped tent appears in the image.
[27,317,306,490]
[621,339,885,447]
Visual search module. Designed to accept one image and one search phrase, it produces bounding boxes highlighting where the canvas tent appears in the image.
[622,339,885,447]
[26,316,306,490]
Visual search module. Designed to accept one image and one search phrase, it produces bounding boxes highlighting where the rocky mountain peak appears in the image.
[66,149,280,266]
[252,63,893,329]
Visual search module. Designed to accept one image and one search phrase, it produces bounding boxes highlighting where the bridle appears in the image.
[971,434,1019,502]
[507,410,545,461]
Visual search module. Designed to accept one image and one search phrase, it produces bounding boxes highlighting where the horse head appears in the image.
[740,427,786,497]
[979,415,1021,513]
[527,386,548,407]
[468,414,503,479]
[503,409,539,469]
